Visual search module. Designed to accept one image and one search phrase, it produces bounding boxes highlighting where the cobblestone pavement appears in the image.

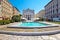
[0,34,60,40]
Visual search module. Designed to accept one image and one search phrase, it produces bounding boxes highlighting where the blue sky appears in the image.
[9,0,51,14]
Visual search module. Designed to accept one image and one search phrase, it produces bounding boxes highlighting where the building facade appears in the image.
[1,0,13,20]
[23,9,35,20]
[35,10,45,18]
[0,0,20,20]
[45,0,60,21]
[13,7,20,15]
[0,0,3,20]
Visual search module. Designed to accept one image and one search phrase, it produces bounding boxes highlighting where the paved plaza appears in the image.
[0,22,60,40]
[0,34,60,40]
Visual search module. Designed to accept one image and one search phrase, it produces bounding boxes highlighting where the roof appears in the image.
[23,8,34,11]
[45,0,53,7]
[14,6,20,12]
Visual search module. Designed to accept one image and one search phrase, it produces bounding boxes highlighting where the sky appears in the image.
[9,0,51,14]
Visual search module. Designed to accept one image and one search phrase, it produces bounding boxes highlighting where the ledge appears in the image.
[0,30,60,36]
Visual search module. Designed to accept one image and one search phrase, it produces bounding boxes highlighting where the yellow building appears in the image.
[0,0,20,20]
[0,0,3,20]
[35,10,45,18]
[13,7,20,16]
[1,0,13,20]
[0,5,2,20]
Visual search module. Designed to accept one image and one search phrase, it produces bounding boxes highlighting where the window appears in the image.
[59,18,60,20]
[53,5,54,8]
[53,10,54,13]
[56,9,58,13]
[56,14,59,17]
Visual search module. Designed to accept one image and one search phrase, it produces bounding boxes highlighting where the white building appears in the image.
[23,8,35,21]
[45,0,60,21]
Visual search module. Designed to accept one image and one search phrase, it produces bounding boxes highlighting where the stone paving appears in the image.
[0,34,60,40]
[0,22,60,40]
